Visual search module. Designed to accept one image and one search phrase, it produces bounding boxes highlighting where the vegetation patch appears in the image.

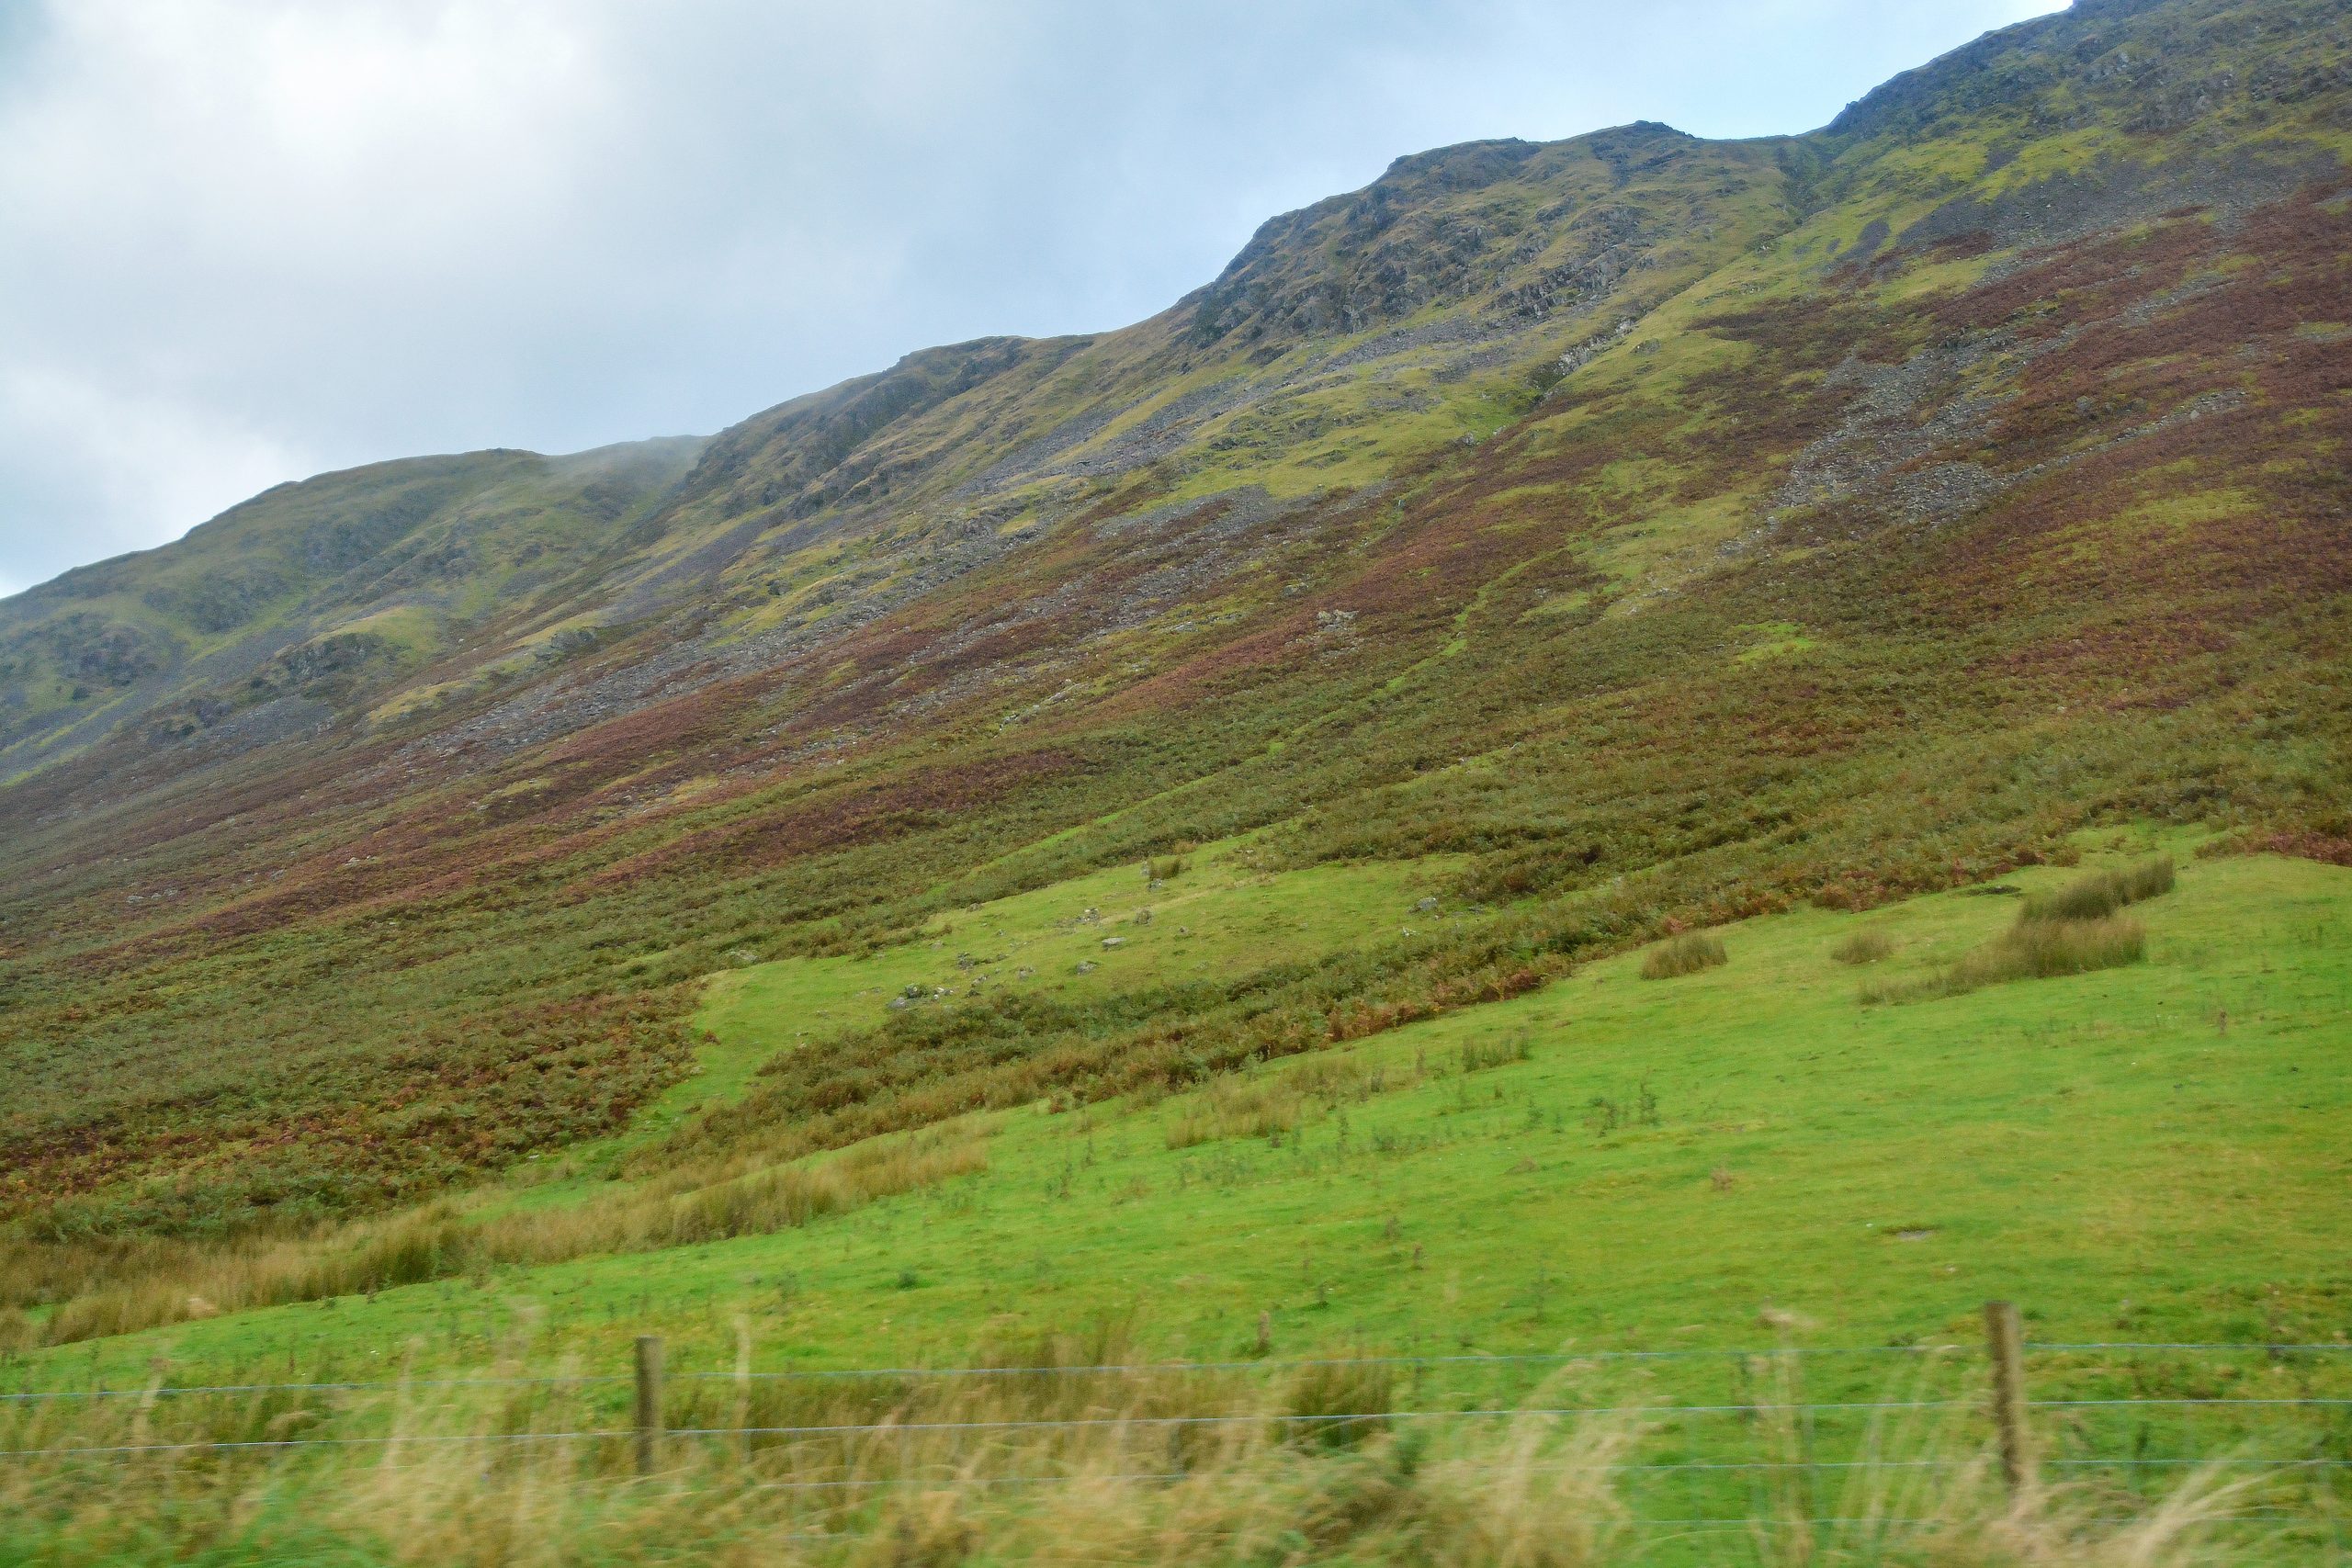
[1639,931,1726,979]
[1163,1055,1382,1150]
[1828,928,1896,964]
[2018,854,2176,922]
[1861,859,2171,1004]
[0,1353,2296,1568]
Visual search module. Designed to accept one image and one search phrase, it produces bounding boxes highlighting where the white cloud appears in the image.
[0,365,309,577]
[5,3,604,264]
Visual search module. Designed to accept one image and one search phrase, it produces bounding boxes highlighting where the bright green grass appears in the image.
[650,845,1463,1139]
[45,848,2352,1393]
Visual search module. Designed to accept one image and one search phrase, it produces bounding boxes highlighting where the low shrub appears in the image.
[1640,932,1726,980]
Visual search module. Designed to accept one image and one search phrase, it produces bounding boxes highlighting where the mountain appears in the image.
[0,438,707,773]
[2,0,2347,1242]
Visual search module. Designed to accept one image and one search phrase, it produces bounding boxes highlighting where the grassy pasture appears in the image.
[37,843,2347,1393]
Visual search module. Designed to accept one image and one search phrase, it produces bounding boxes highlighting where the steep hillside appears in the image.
[1,0,2347,1259]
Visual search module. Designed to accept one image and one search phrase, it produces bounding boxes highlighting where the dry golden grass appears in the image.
[20,1129,988,1348]
[0,1350,2294,1568]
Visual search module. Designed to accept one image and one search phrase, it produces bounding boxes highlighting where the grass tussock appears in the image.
[2020,855,2176,923]
[1863,877,2160,1006]
[1640,931,1726,980]
[1830,928,1897,965]
[1163,1054,1385,1150]
[1861,918,2146,1005]
[0,1348,2294,1568]
[19,1130,988,1348]
[1458,1028,1535,1074]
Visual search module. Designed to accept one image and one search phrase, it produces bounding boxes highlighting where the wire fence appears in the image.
[10,1337,2349,1404]
[5,1325,2349,1558]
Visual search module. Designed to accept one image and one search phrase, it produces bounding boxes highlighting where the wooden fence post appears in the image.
[1257,1311,1272,1356]
[1984,1301,2036,1497]
[733,1315,753,1468]
[634,1335,665,1477]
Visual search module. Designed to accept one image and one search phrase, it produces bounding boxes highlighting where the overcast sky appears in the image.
[0,0,2065,597]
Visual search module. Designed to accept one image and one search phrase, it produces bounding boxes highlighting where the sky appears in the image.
[0,0,2066,597]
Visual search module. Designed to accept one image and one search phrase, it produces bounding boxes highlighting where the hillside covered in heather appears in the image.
[3,0,2348,1254]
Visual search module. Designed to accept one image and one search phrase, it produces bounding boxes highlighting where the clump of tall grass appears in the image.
[1862,919,2147,1004]
[1830,928,1897,965]
[1640,931,1726,980]
[2019,855,2174,923]
[1861,858,2170,1005]
[1458,1028,1534,1074]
